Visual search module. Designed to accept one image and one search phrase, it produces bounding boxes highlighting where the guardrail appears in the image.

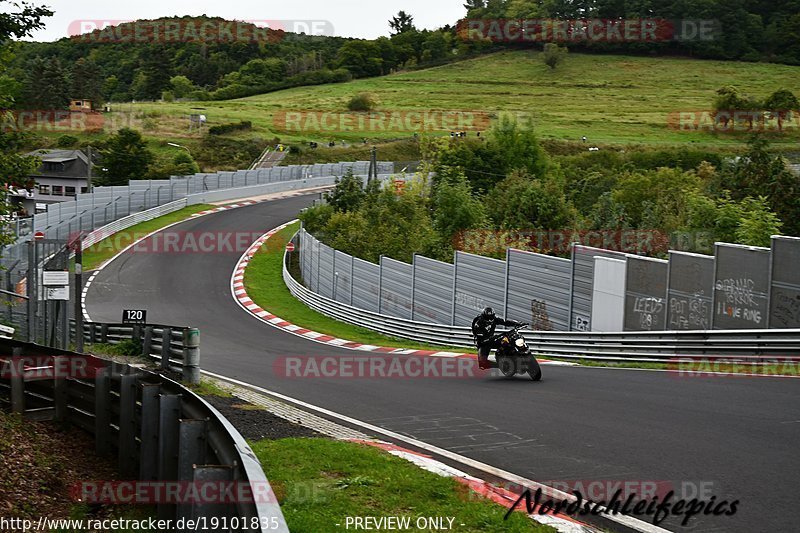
[284,247,800,363]
[71,321,200,384]
[0,339,288,532]
[81,199,188,250]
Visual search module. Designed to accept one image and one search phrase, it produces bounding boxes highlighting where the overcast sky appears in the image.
[27,0,467,42]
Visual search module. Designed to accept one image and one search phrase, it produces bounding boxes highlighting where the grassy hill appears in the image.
[112,50,800,150]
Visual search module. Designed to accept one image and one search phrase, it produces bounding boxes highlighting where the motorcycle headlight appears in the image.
[515,338,526,348]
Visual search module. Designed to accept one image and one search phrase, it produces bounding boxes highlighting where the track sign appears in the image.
[46,287,69,301]
[34,231,45,241]
[122,309,147,324]
[43,271,70,287]
[286,242,296,253]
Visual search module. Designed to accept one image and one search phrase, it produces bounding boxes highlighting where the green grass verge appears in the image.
[243,222,473,353]
[81,204,215,271]
[252,438,552,532]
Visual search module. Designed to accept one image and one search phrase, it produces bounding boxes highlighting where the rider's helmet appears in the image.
[482,307,496,321]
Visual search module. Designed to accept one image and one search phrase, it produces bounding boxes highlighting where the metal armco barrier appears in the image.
[298,228,800,334]
[71,321,200,384]
[0,339,288,532]
[286,240,800,363]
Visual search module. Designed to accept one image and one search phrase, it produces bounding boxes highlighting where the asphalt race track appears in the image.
[84,194,800,533]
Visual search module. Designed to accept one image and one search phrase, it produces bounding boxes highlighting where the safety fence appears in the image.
[297,228,800,334]
[0,339,288,532]
[286,245,800,362]
[1,160,395,286]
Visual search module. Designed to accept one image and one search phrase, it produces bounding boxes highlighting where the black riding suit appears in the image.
[472,315,521,367]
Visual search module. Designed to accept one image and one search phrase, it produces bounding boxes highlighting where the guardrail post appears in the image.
[157,394,182,521]
[53,356,68,422]
[191,466,234,526]
[88,322,96,344]
[177,419,208,522]
[182,328,200,385]
[139,384,161,481]
[142,326,154,359]
[94,367,111,454]
[10,356,24,414]
[118,373,138,479]
[109,360,125,378]
[161,327,172,370]
[100,323,108,343]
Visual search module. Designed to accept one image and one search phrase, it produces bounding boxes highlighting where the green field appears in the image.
[116,50,800,148]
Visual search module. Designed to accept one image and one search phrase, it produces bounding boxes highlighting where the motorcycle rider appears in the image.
[472,307,524,370]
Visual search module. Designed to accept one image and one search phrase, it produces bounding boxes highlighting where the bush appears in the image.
[210,83,260,100]
[208,121,253,136]
[195,136,266,169]
[56,134,78,148]
[347,93,377,112]
[110,339,142,357]
[299,203,334,234]
[542,43,568,70]
[486,171,577,237]
[326,171,366,212]
[188,89,211,101]
[209,69,352,101]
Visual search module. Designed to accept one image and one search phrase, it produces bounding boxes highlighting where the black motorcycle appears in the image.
[492,325,542,381]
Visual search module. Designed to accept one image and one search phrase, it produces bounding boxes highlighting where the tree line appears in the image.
[463,0,800,64]
[300,116,796,264]
[5,14,474,108]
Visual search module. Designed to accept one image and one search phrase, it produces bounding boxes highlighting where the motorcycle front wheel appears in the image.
[527,356,542,381]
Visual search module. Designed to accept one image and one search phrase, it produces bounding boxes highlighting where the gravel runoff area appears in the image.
[203,395,322,441]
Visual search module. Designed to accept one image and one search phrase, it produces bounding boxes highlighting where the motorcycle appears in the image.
[488,324,542,381]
